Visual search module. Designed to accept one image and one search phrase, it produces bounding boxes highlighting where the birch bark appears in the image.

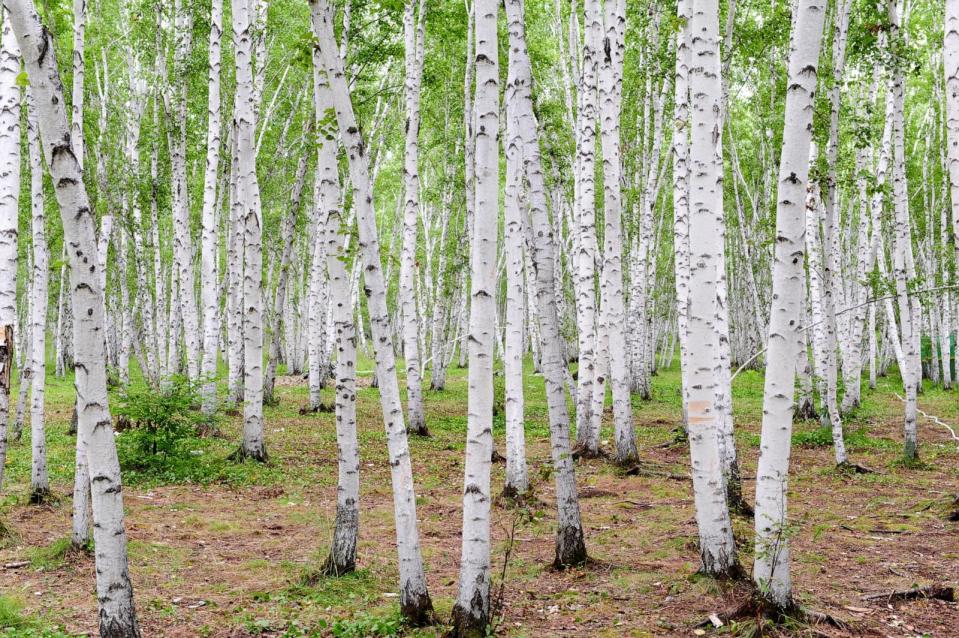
[5,1,141,632]
[201,0,224,412]
[234,0,267,462]
[597,0,637,466]
[0,11,18,493]
[27,90,50,502]
[753,0,826,610]
[311,0,435,623]
[504,0,587,568]
[686,0,738,577]
[503,13,528,497]
[400,0,428,435]
[313,63,359,574]
[451,0,498,630]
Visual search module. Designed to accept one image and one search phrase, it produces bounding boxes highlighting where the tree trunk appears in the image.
[451,0,498,631]
[597,0,637,466]
[26,90,50,503]
[400,0,428,436]
[0,11,19,493]
[311,0,435,624]
[572,0,601,448]
[5,1,142,633]
[201,0,224,413]
[752,0,826,612]
[503,6,529,498]
[506,0,587,569]
[685,0,739,577]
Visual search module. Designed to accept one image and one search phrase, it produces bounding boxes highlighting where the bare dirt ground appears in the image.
[1,365,957,637]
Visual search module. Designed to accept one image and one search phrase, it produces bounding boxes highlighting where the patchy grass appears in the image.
[0,356,957,636]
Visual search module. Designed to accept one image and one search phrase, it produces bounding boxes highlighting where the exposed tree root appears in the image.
[28,487,54,506]
[699,591,848,632]
[571,442,608,460]
[623,462,689,481]
[861,585,955,603]
[836,460,875,475]
[228,446,269,464]
[655,426,688,448]
[298,403,334,415]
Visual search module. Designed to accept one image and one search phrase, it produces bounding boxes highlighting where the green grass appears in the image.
[0,595,78,637]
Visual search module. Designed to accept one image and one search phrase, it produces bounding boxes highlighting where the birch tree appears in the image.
[311,0,435,623]
[5,0,141,632]
[451,0,498,631]
[233,0,267,462]
[684,0,739,577]
[0,10,19,493]
[400,0,428,436]
[752,0,826,611]
[27,90,50,504]
[597,0,637,466]
[315,73,359,575]
[504,0,587,568]
[200,0,224,413]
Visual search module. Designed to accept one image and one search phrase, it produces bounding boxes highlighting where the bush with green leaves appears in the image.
[112,376,217,466]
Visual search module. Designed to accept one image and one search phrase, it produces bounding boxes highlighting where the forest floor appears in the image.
[0,360,957,637]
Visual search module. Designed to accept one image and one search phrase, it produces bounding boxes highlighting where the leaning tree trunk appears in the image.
[0,10,19,493]
[5,1,142,633]
[752,0,826,613]
[263,147,309,405]
[311,58,360,575]
[505,0,587,568]
[311,0,435,624]
[685,0,739,578]
[233,0,267,462]
[888,0,920,461]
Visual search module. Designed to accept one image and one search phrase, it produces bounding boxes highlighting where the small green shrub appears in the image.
[113,376,217,465]
[325,610,404,638]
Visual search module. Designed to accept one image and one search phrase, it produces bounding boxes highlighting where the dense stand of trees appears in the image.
[0,0,956,635]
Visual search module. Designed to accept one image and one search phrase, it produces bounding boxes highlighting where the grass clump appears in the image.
[0,595,77,637]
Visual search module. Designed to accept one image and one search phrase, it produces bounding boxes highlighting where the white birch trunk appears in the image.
[452,0,498,630]
[947,0,959,304]
[572,0,601,445]
[6,1,141,632]
[753,0,826,610]
[313,62,359,574]
[597,0,637,465]
[685,0,738,577]
[311,0,434,623]
[170,0,200,380]
[201,0,224,412]
[505,0,587,568]
[0,11,19,493]
[234,0,267,462]
[399,0,428,435]
[503,0,528,498]
[673,0,692,432]
[27,91,50,502]
[889,12,919,459]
